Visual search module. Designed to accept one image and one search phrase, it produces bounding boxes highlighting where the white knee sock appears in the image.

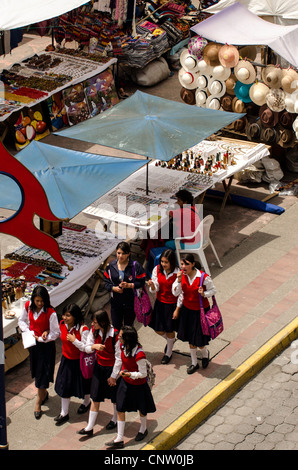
[112,403,117,423]
[201,346,209,358]
[83,394,91,406]
[139,415,147,434]
[190,348,197,366]
[115,420,125,442]
[61,398,70,416]
[165,337,176,357]
[85,410,98,431]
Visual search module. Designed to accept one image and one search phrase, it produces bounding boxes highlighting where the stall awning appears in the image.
[56,90,243,162]
[0,140,147,220]
[0,0,90,30]
[191,3,298,67]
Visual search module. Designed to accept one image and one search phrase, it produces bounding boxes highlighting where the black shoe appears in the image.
[105,440,124,449]
[76,428,93,437]
[135,429,148,442]
[41,392,49,406]
[202,350,210,369]
[34,411,42,420]
[187,363,199,375]
[106,420,117,430]
[55,414,69,426]
[77,402,91,414]
[161,354,172,364]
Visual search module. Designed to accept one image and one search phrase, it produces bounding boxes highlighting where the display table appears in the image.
[2,227,119,339]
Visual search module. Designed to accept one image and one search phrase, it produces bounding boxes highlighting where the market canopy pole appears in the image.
[0,245,8,450]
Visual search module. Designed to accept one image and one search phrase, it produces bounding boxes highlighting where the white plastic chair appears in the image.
[174,214,222,275]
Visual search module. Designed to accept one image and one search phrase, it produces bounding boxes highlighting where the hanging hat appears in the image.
[188,36,208,59]
[234,81,253,103]
[225,73,237,95]
[205,95,221,110]
[280,68,298,94]
[234,60,256,85]
[210,64,231,81]
[208,77,226,97]
[197,59,212,75]
[195,89,208,107]
[239,45,257,62]
[260,127,277,144]
[232,96,246,113]
[262,65,283,89]
[233,116,248,132]
[203,42,221,67]
[246,121,261,141]
[265,88,285,112]
[277,128,296,148]
[279,110,295,129]
[259,104,279,128]
[249,82,270,106]
[197,73,211,90]
[178,68,200,90]
[284,92,296,113]
[180,87,196,105]
[218,44,239,68]
[221,94,233,112]
[292,117,298,132]
[180,49,200,73]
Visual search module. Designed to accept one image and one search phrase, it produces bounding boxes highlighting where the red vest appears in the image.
[94,328,119,367]
[181,271,210,310]
[27,300,55,337]
[156,266,177,304]
[121,346,147,385]
[59,321,88,360]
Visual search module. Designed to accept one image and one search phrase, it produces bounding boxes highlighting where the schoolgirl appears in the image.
[172,254,216,374]
[148,248,179,364]
[18,285,60,419]
[105,325,156,449]
[104,242,146,330]
[77,310,121,437]
[54,303,91,425]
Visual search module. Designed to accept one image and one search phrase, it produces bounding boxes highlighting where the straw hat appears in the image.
[205,95,221,110]
[232,96,246,113]
[249,82,270,106]
[180,87,196,105]
[239,45,257,62]
[260,127,277,144]
[225,73,237,95]
[210,64,231,81]
[197,59,212,75]
[262,65,282,89]
[265,88,285,112]
[234,60,256,85]
[203,42,221,67]
[218,44,239,68]
[279,110,295,129]
[197,74,211,90]
[233,116,248,132]
[234,81,252,103]
[259,104,279,128]
[292,117,298,133]
[280,68,298,94]
[188,36,208,59]
[178,68,200,90]
[221,94,233,112]
[208,77,226,97]
[195,89,208,107]
[246,121,261,141]
[180,49,200,73]
[284,92,296,113]
[277,128,296,148]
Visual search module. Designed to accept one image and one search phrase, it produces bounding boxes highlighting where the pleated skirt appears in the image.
[177,305,210,347]
[149,299,178,333]
[54,355,91,398]
[116,377,156,415]
[90,361,118,403]
[29,341,56,389]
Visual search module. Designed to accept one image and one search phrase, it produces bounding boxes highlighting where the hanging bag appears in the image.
[79,326,96,379]
[199,274,224,340]
[132,261,152,327]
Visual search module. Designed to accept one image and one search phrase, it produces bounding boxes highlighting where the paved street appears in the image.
[176,342,298,450]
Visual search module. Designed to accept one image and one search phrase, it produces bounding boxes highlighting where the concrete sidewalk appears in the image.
[4,195,298,451]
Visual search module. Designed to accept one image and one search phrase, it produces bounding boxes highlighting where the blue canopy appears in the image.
[0,141,147,220]
[56,90,244,161]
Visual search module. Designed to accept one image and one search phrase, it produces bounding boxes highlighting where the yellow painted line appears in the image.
[142,317,298,451]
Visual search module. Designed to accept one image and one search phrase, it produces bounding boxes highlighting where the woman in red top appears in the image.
[77,310,120,437]
[106,325,156,449]
[54,304,91,425]
[18,285,59,420]
[172,253,216,374]
[148,249,179,364]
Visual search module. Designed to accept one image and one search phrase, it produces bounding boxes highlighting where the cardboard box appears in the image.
[4,339,29,372]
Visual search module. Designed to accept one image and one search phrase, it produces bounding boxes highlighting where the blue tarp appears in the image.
[0,141,147,220]
[56,90,244,161]
[206,189,285,214]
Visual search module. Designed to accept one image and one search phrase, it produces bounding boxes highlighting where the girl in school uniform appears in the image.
[54,303,91,425]
[147,248,179,364]
[104,241,146,330]
[18,285,60,419]
[172,253,216,374]
[77,310,121,437]
[105,325,156,450]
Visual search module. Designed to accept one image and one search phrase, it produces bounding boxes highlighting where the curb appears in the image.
[142,317,298,451]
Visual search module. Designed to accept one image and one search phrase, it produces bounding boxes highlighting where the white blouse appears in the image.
[172,268,216,308]
[18,306,60,343]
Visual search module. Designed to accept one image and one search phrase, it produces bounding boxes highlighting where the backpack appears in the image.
[135,348,156,390]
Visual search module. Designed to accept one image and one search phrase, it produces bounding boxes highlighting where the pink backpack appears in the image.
[199,274,224,340]
[132,262,152,327]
